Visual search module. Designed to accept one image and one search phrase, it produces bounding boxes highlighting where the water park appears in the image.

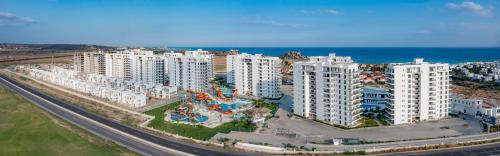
[164,84,253,128]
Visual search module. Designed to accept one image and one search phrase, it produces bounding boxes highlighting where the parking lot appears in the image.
[211,85,484,147]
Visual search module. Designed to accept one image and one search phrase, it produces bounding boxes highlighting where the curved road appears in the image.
[0,74,244,156]
[4,73,500,156]
[389,142,500,156]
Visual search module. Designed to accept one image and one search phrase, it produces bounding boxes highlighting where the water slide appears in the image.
[213,86,227,99]
[213,85,237,101]
[187,89,216,103]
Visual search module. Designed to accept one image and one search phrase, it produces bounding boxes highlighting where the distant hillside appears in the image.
[0,43,115,52]
[280,51,307,78]
[279,51,306,60]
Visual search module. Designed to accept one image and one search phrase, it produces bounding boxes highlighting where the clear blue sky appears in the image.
[0,0,498,47]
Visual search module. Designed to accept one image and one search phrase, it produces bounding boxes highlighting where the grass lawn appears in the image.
[252,99,278,116]
[144,101,256,141]
[377,114,391,126]
[0,85,135,156]
[356,116,379,128]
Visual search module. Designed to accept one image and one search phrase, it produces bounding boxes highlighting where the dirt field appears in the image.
[214,55,226,73]
[452,85,500,100]
[1,50,227,73]
[0,52,74,65]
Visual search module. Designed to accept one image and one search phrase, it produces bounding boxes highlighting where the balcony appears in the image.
[351,106,361,112]
[384,112,394,121]
[352,114,362,122]
[385,109,395,115]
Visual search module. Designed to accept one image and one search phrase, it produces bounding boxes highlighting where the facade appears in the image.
[129,49,165,85]
[163,52,178,83]
[385,58,450,125]
[292,53,362,127]
[24,66,177,108]
[226,53,282,98]
[450,94,482,116]
[102,49,164,85]
[361,87,390,111]
[226,54,237,84]
[27,66,146,107]
[74,52,106,75]
[480,100,500,120]
[167,49,214,92]
[105,52,132,80]
[450,94,500,125]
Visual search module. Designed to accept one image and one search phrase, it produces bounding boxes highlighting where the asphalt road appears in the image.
[5,73,500,156]
[389,142,500,156]
[0,74,243,156]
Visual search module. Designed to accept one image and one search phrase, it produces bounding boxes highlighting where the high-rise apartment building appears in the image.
[226,53,282,98]
[385,58,450,125]
[167,49,214,92]
[129,49,165,85]
[102,49,164,85]
[104,52,132,80]
[74,52,106,75]
[293,53,362,127]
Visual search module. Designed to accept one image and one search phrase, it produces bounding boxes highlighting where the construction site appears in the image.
[165,84,254,128]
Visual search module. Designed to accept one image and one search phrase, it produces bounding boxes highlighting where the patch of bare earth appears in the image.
[451,84,500,100]
[214,56,226,73]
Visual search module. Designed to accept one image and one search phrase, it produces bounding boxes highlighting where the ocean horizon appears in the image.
[174,47,500,64]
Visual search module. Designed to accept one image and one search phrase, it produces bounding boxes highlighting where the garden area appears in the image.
[356,116,379,128]
[355,111,391,128]
[252,99,278,116]
[144,101,257,141]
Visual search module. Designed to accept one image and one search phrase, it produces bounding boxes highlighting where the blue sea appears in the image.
[175,47,500,64]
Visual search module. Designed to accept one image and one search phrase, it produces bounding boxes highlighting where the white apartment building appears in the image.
[450,94,482,116]
[105,52,131,80]
[167,49,214,92]
[163,52,178,82]
[100,49,165,85]
[227,53,282,98]
[129,49,165,85]
[385,58,450,125]
[293,53,362,127]
[74,52,106,75]
[227,54,237,84]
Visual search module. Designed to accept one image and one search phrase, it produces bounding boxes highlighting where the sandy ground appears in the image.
[214,56,226,73]
[452,85,500,100]
[0,52,73,65]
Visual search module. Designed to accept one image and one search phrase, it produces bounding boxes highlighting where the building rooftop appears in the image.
[230,53,279,60]
[185,49,211,56]
[296,53,355,65]
[389,58,448,66]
